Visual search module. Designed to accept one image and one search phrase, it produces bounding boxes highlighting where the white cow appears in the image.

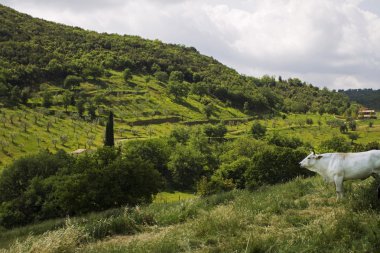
[300,150,380,199]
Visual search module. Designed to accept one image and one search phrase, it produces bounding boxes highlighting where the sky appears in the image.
[2,0,380,90]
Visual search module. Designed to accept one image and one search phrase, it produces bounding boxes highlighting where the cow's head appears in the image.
[299,152,323,171]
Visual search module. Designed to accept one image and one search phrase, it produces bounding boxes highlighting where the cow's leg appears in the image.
[373,173,380,199]
[334,175,344,200]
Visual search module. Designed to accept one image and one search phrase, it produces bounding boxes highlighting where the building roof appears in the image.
[71,149,87,155]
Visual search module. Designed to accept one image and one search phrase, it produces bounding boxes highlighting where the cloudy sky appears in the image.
[2,0,380,90]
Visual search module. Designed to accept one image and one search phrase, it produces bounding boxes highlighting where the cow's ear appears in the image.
[316,155,323,160]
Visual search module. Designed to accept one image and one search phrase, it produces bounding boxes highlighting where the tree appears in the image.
[104,111,114,147]
[42,92,53,108]
[348,132,359,144]
[191,82,208,97]
[339,124,348,134]
[167,82,189,100]
[87,102,97,120]
[306,118,313,126]
[62,90,72,112]
[204,103,214,119]
[123,68,132,83]
[203,123,227,142]
[20,87,30,104]
[251,122,266,139]
[60,135,69,146]
[83,64,103,80]
[0,76,8,98]
[10,86,21,104]
[154,71,169,83]
[320,136,351,152]
[76,98,85,117]
[169,71,184,83]
[63,75,82,89]
[348,120,357,131]
[168,144,206,190]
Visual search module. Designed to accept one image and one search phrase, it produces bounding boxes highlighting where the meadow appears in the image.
[1,175,380,252]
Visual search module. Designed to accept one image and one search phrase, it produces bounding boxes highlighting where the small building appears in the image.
[358,108,377,119]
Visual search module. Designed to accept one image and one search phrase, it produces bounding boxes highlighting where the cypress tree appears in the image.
[104,111,114,146]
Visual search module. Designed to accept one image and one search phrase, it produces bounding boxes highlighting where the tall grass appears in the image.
[2,176,380,253]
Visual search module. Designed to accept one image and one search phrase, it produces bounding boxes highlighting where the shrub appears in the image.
[250,121,266,139]
[154,71,168,83]
[63,75,82,89]
[268,133,303,149]
[245,147,310,189]
[0,148,164,228]
[168,144,207,190]
[320,136,351,152]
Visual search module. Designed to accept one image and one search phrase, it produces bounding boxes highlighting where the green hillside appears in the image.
[0,4,354,167]
[343,89,380,110]
[2,5,380,251]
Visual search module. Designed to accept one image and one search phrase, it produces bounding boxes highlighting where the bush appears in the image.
[63,75,82,89]
[250,121,266,139]
[320,136,351,152]
[268,133,303,149]
[122,68,132,83]
[168,144,207,190]
[154,71,168,83]
[245,147,310,189]
[0,148,164,228]
[203,123,227,141]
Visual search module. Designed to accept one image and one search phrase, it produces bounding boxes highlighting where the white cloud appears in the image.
[1,0,380,89]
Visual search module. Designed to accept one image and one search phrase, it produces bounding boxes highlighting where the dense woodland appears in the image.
[343,89,380,110]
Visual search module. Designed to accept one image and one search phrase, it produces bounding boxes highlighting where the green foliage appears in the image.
[75,98,85,117]
[104,111,114,147]
[348,132,359,144]
[62,90,72,112]
[123,139,171,182]
[169,71,184,83]
[344,89,380,110]
[154,71,169,83]
[122,68,132,83]
[0,148,164,228]
[42,91,52,108]
[168,126,191,145]
[63,75,82,89]
[320,135,351,152]
[0,4,350,117]
[203,103,214,119]
[203,123,227,141]
[348,120,357,131]
[268,132,303,149]
[168,144,207,190]
[250,121,266,139]
[245,147,310,189]
[167,81,190,100]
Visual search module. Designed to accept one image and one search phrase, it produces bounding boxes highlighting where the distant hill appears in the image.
[0,4,350,115]
[343,89,380,111]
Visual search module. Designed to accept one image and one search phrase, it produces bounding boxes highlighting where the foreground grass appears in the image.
[2,176,380,252]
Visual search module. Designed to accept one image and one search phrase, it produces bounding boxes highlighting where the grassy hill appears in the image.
[1,176,380,252]
[0,4,355,168]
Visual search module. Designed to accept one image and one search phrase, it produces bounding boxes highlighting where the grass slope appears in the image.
[1,176,380,252]
[0,71,247,168]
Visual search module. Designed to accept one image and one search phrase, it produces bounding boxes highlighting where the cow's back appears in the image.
[333,150,380,179]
